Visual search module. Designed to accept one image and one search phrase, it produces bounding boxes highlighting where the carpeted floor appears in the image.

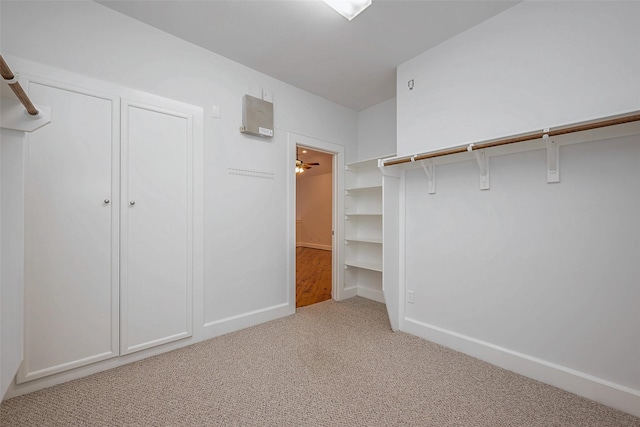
[1,297,639,426]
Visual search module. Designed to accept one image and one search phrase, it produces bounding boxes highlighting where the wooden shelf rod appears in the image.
[0,54,39,116]
[383,111,640,167]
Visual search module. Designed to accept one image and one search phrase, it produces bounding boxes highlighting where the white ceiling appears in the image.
[98,0,518,111]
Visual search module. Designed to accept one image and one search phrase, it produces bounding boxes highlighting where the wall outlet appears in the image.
[407,290,414,304]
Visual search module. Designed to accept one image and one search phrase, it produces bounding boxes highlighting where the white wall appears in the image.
[0,131,3,397]
[357,97,396,161]
[0,129,26,399]
[0,0,357,396]
[395,1,640,417]
[296,172,333,250]
[397,1,640,156]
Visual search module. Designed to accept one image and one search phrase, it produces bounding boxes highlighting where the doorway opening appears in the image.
[295,146,334,307]
[287,132,344,310]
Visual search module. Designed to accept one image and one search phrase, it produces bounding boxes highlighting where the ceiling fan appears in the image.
[296,148,319,173]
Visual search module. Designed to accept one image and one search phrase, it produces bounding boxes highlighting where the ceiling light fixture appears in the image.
[322,0,372,21]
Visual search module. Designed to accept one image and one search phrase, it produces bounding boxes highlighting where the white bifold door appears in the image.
[19,80,195,383]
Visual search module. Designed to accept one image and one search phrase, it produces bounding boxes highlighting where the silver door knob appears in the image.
[129,200,136,206]
[104,199,110,204]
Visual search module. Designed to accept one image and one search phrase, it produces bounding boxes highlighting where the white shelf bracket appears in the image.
[412,156,435,194]
[543,129,559,183]
[0,97,51,132]
[467,144,490,190]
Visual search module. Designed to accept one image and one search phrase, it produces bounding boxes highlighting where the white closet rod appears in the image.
[383,111,640,167]
[0,54,39,116]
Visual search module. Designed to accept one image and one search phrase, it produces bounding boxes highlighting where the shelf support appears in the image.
[543,128,560,183]
[411,156,436,194]
[0,97,51,132]
[467,144,490,190]
[1,54,51,132]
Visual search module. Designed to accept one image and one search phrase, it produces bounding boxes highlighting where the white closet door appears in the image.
[120,100,193,355]
[19,81,119,383]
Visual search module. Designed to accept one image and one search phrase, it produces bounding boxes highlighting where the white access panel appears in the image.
[120,100,193,354]
[19,81,119,383]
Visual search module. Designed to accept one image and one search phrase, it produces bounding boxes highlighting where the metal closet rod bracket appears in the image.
[543,128,560,183]
[467,144,490,190]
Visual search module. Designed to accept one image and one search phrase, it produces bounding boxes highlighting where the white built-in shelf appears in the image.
[344,153,395,301]
[345,185,382,193]
[344,260,383,272]
[344,156,387,171]
[345,237,382,244]
[345,162,377,171]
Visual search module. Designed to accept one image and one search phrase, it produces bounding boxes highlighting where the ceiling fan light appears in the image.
[322,0,372,21]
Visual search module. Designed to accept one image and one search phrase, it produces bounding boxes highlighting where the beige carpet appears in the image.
[1,297,639,426]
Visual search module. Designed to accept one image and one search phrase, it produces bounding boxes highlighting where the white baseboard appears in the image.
[342,286,358,300]
[5,334,198,399]
[5,302,294,400]
[403,317,640,418]
[202,302,294,338]
[357,286,385,303]
[296,242,332,251]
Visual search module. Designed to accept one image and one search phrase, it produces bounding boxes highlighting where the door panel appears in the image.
[19,82,119,382]
[120,100,193,354]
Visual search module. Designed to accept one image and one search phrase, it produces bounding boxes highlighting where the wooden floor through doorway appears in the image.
[296,247,332,308]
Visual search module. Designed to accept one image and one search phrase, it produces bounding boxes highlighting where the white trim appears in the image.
[6,331,197,399]
[398,171,407,331]
[357,286,385,303]
[342,286,358,299]
[7,302,293,399]
[17,351,117,384]
[202,303,293,338]
[380,171,402,331]
[296,242,332,251]
[403,317,640,418]
[288,133,345,303]
[0,132,26,397]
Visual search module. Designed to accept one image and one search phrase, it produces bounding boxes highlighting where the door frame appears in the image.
[287,133,344,306]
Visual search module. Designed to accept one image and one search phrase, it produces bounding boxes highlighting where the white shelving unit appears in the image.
[344,155,394,303]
